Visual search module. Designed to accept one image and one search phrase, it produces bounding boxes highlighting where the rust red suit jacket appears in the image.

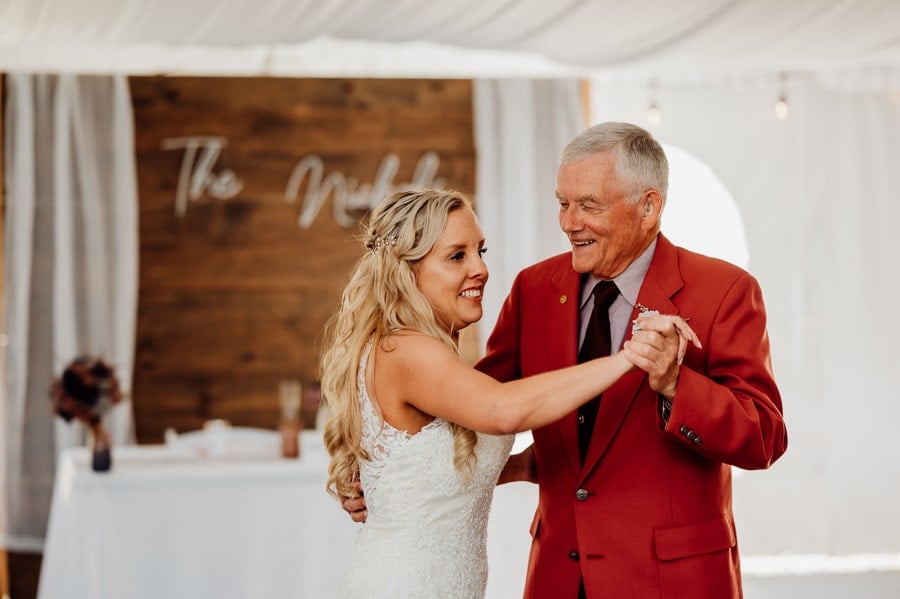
[476,234,787,599]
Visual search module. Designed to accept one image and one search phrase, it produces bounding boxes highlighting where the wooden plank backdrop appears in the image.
[130,77,476,442]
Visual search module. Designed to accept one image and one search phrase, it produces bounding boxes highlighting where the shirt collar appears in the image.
[579,236,658,311]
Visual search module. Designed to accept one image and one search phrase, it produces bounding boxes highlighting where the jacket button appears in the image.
[568,551,580,561]
[679,425,689,436]
[575,488,589,502]
[692,436,703,446]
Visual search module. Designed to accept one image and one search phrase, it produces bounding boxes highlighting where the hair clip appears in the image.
[367,235,398,256]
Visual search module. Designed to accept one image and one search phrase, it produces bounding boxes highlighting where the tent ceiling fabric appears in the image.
[3,0,900,77]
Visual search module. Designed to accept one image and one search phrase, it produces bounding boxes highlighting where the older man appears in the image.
[480,121,787,598]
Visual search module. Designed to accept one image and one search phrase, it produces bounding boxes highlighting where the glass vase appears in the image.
[89,421,113,472]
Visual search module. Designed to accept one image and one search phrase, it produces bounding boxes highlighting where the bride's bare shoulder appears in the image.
[378,331,453,361]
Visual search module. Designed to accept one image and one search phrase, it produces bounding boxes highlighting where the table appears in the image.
[38,429,537,598]
[38,430,359,598]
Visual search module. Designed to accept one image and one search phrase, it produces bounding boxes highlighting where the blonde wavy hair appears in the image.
[321,189,479,500]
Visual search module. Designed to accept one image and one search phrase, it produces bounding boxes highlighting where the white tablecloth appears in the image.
[38,431,357,598]
[38,429,538,599]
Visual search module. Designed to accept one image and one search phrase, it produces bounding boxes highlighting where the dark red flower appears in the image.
[51,357,123,426]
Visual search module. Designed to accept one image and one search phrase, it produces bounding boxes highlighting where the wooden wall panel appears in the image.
[130,77,476,442]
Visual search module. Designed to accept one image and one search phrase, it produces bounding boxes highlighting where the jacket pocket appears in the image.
[654,514,735,561]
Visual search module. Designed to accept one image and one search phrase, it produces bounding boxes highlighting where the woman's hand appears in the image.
[623,314,701,398]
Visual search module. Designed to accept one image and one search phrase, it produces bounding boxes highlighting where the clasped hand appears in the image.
[622,313,701,399]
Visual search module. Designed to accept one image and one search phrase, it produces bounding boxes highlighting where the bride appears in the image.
[320,189,697,598]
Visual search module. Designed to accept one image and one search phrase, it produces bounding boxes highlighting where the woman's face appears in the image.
[413,207,489,337]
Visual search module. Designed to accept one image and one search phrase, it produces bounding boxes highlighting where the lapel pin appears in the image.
[559,295,567,304]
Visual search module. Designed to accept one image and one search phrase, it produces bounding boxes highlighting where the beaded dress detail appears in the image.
[338,344,514,598]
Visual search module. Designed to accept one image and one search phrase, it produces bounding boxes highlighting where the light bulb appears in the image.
[774,96,789,120]
[647,103,662,126]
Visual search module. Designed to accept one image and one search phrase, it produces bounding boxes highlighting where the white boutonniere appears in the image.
[631,303,692,334]
[631,303,660,334]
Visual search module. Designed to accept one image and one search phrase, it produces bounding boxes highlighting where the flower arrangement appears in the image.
[50,356,123,472]
[50,356,123,426]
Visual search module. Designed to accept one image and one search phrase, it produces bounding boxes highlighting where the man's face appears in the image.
[556,150,658,279]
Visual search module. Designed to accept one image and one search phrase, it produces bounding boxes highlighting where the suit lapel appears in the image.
[546,264,584,476]
[580,235,684,479]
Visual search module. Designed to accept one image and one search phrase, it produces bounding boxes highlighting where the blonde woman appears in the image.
[321,189,698,598]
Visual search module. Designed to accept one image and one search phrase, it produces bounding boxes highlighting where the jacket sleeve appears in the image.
[474,273,524,384]
[666,271,788,470]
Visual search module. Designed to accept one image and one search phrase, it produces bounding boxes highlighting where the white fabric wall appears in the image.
[1,74,139,550]
[4,1,900,79]
[591,74,900,556]
[473,79,583,343]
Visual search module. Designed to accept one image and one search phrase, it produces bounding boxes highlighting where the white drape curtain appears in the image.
[1,73,138,550]
[591,74,900,557]
[4,1,900,79]
[473,78,583,599]
[473,79,583,343]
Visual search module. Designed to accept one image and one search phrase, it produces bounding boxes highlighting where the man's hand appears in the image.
[341,481,368,523]
[497,444,537,485]
[624,315,701,399]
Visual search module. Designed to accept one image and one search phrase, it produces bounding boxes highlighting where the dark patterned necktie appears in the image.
[577,280,619,461]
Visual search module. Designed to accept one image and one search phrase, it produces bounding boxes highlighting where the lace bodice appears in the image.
[338,344,514,598]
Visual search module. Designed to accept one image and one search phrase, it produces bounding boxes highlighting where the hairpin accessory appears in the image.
[366,235,398,256]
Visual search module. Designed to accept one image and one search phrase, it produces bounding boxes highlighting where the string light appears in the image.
[647,80,662,127]
[647,102,662,126]
[775,73,789,120]
[774,96,789,120]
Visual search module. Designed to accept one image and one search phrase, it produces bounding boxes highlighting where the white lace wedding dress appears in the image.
[338,345,514,598]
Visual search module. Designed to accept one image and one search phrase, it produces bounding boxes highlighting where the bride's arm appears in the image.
[384,316,698,435]
[384,333,631,435]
